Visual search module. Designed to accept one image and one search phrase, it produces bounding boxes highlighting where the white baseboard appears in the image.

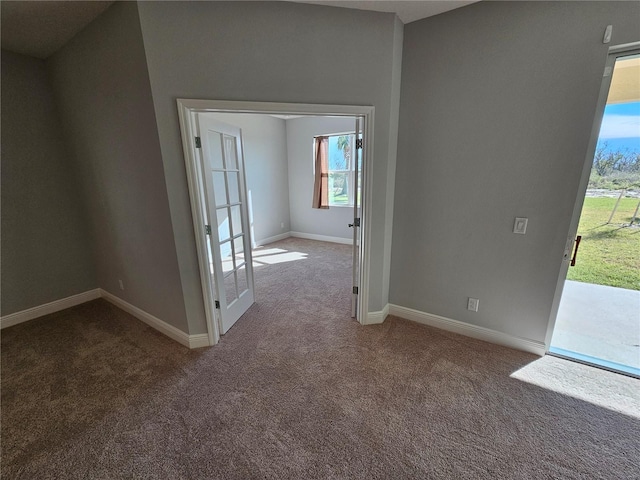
[388,304,546,356]
[253,232,291,247]
[100,289,210,349]
[290,231,352,245]
[1,288,210,349]
[188,333,211,349]
[1,289,101,329]
[364,303,389,325]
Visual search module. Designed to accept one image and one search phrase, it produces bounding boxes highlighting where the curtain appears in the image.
[312,136,330,209]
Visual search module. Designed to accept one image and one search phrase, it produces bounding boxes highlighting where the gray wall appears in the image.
[137,0,404,331]
[391,1,640,343]
[206,113,291,245]
[1,50,96,315]
[47,2,189,332]
[287,116,357,240]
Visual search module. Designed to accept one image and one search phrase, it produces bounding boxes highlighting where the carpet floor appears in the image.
[2,237,639,479]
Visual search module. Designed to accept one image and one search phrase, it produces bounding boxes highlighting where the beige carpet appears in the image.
[2,237,639,479]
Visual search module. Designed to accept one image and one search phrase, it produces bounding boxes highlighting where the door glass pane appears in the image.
[224,272,238,305]
[207,237,214,274]
[237,265,248,296]
[230,205,243,236]
[233,235,245,258]
[207,131,224,170]
[220,241,234,273]
[227,171,240,204]
[224,135,238,170]
[217,208,230,242]
[213,171,227,206]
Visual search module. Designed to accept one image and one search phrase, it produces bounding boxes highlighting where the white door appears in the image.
[198,115,255,334]
[351,117,364,317]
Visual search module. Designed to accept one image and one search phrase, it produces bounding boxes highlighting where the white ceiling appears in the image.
[0,0,478,60]
[285,0,479,24]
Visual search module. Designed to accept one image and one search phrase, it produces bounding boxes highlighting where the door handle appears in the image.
[348,223,354,227]
[570,235,582,266]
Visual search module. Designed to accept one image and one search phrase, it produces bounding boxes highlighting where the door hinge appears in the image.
[195,136,202,148]
[354,218,360,227]
[205,224,212,235]
[353,286,359,295]
[355,138,363,149]
[215,300,220,309]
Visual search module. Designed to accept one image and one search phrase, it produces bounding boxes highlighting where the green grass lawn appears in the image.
[331,193,349,205]
[566,197,640,290]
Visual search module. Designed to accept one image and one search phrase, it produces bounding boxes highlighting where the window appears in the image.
[314,133,361,207]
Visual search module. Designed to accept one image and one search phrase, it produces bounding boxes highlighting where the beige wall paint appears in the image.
[1,50,96,315]
[48,2,189,332]
[391,1,640,343]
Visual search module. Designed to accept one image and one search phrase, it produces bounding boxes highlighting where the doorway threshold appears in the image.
[549,346,640,379]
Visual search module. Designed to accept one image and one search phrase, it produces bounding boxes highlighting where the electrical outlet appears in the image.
[281,222,285,229]
[467,297,479,312]
[118,279,124,291]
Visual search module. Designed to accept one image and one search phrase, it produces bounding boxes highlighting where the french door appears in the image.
[198,115,255,334]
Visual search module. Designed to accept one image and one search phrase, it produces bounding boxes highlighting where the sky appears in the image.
[328,135,351,170]
[597,101,640,153]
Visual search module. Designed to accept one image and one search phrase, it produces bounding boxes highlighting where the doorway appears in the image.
[177,100,374,346]
[547,46,640,377]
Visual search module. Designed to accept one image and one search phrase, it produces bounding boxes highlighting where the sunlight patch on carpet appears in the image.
[510,356,640,418]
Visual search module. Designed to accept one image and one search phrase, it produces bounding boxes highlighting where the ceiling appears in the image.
[285,1,479,24]
[608,55,640,104]
[1,1,113,59]
[0,0,477,60]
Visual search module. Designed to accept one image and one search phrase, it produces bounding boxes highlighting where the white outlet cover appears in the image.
[513,217,528,234]
[467,297,479,312]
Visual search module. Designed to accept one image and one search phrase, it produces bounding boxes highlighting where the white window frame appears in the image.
[314,132,358,207]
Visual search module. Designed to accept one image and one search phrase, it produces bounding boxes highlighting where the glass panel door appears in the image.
[550,50,640,377]
[198,115,255,334]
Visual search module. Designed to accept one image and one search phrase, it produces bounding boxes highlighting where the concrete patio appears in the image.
[551,280,640,373]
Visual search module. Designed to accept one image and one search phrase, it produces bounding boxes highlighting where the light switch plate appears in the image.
[513,217,528,234]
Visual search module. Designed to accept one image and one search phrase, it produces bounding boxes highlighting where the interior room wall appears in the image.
[1,50,96,315]
[47,2,190,333]
[286,116,357,241]
[382,16,404,311]
[391,1,640,344]
[137,0,404,330]
[205,113,291,246]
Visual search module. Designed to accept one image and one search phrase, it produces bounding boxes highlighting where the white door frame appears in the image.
[544,41,640,352]
[177,99,375,346]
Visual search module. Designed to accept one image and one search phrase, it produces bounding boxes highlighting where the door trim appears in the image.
[544,42,640,352]
[177,99,375,346]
